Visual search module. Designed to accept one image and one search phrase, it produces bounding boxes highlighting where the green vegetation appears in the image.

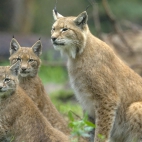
[10,136,14,142]
[39,64,68,84]
[50,89,82,117]
[0,60,9,66]
[39,50,68,83]
[68,112,95,141]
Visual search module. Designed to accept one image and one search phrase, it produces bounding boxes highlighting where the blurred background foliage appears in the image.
[0,0,142,35]
[1,0,142,120]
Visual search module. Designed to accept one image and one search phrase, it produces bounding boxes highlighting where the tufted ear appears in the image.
[74,11,88,28]
[32,40,42,56]
[10,38,21,55]
[53,9,64,21]
[10,61,20,76]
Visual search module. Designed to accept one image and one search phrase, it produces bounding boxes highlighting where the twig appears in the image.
[87,0,102,38]
[69,110,82,120]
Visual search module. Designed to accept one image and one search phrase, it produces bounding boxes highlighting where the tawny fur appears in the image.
[9,38,70,135]
[0,65,69,142]
[51,10,142,142]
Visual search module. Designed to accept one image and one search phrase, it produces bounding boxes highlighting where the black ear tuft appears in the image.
[86,5,91,11]
[10,38,20,55]
[39,37,41,40]
[13,35,14,38]
[74,11,88,28]
[53,4,63,21]
[32,40,42,56]
[54,8,57,15]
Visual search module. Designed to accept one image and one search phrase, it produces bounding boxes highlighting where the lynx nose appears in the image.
[21,67,26,71]
[51,37,57,42]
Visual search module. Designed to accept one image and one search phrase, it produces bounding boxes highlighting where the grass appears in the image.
[0,60,9,66]
[39,64,68,84]
[50,90,83,118]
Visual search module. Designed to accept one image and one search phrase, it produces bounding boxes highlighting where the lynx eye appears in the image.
[16,57,21,61]
[62,28,68,32]
[52,27,55,31]
[29,59,34,62]
[4,78,11,82]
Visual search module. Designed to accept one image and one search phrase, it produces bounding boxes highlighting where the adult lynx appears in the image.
[0,62,69,142]
[9,38,70,135]
[51,10,142,142]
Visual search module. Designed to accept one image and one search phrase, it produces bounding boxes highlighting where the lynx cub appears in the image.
[51,10,142,142]
[0,62,69,142]
[9,38,70,135]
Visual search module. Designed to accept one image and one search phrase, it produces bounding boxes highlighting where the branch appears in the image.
[102,0,134,56]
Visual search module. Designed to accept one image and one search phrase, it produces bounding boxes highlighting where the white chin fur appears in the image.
[53,44,77,59]
[20,73,28,77]
[53,45,64,50]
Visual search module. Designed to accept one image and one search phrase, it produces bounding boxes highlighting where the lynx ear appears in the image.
[32,40,42,56]
[10,38,21,55]
[10,61,20,76]
[53,9,63,21]
[74,11,88,28]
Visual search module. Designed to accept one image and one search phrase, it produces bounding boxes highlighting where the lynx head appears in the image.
[51,10,89,59]
[9,38,42,78]
[0,61,20,98]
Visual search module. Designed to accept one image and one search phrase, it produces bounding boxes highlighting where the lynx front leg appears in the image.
[94,101,117,142]
[125,102,142,142]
